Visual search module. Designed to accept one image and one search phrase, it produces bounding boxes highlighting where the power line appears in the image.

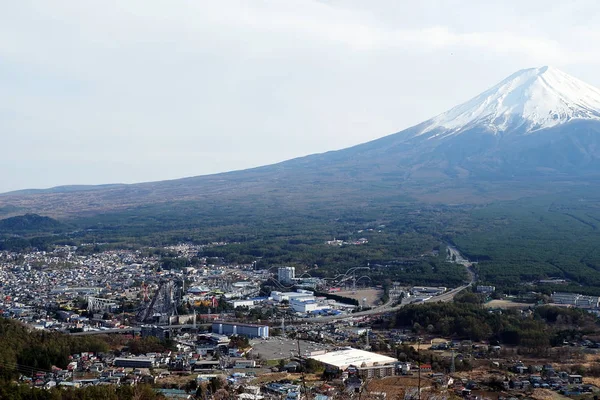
[297,337,309,400]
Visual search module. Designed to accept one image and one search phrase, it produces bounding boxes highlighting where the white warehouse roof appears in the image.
[308,348,397,370]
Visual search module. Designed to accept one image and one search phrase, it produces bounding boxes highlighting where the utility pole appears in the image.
[297,337,309,400]
[450,349,456,374]
[417,339,421,400]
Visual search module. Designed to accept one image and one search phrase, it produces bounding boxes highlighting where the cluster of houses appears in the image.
[22,352,162,389]
[507,362,588,393]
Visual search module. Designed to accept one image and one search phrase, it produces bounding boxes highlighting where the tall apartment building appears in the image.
[278,266,295,284]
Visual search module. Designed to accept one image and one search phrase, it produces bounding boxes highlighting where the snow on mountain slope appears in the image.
[420,66,600,137]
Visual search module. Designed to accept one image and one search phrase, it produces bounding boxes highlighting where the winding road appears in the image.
[299,244,476,323]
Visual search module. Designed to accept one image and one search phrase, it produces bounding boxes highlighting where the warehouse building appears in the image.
[271,290,314,303]
[113,357,156,369]
[552,292,600,309]
[308,347,397,379]
[289,297,330,313]
[212,321,269,338]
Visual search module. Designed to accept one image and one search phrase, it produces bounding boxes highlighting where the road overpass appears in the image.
[68,323,207,336]
[299,245,475,323]
[69,327,140,336]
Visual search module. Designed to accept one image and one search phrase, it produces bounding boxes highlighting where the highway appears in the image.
[298,284,470,323]
[69,327,140,336]
[298,244,476,323]
[69,323,203,336]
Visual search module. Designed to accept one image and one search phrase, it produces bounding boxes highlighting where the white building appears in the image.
[271,290,313,303]
[231,299,257,308]
[476,285,496,294]
[552,292,579,305]
[234,360,257,368]
[309,347,398,378]
[398,362,411,375]
[278,267,295,284]
[290,298,321,313]
[552,292,600,309]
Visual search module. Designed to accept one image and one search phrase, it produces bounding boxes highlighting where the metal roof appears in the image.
[308,348,397,370]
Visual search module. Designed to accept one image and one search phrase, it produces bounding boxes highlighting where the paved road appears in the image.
[447,244,477,283]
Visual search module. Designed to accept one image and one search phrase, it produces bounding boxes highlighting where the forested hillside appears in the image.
[453,191,600,294]
[0,319,163,400]
[0,318,108,380]
[391,301,598,349]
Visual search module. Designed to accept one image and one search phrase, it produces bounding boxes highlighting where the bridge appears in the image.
[68,323,205,336]
[87,297,119,313]
[69,327,140,336]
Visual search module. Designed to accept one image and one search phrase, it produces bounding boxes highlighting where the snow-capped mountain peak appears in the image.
[420,66,600,136]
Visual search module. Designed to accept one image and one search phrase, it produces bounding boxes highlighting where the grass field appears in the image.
[336,288,384,307]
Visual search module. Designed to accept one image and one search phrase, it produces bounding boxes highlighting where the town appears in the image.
[2,243,600,399]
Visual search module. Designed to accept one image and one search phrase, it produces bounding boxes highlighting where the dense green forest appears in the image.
[5,190,600,292]
[390,301,599,348]
[453,192,600,294]
[0,214,66,234]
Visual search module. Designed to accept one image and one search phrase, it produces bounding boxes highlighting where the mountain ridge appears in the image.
[3,66,600,217]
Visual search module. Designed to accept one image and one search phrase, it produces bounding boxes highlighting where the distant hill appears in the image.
[0,214,65,233]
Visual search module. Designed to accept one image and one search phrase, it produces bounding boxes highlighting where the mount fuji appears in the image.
[420,66,600,137]
[3,66,600,216]
[283,65,600,181]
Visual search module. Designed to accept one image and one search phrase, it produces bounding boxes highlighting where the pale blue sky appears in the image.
[2,0,600,192]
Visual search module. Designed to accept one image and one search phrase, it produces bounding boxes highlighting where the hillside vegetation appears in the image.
[391,301,598,349]
[0,214,65,234]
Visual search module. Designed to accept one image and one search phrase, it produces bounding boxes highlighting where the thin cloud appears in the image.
[0,1,599,192]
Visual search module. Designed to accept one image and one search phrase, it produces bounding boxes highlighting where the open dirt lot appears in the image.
[250,337,333,361]
[484,300,533,309]
[365,376,433,398]
[336,288,384,307]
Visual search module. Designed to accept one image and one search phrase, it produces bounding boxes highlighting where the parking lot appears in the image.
[250,337,333,361]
